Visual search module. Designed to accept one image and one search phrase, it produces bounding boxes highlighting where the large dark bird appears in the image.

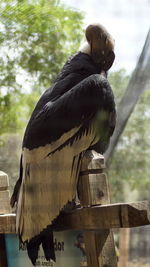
[11,24,116,265]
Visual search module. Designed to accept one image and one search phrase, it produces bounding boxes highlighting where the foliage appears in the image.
[108,69,130,104]
[0,0,84,135]
[0,133,22,192]
[108,70,150,202]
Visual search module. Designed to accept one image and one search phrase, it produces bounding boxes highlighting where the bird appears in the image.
[10,23,116,265]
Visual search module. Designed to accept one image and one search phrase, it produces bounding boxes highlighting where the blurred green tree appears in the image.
[0,0,84,135]
[108,70,150,202]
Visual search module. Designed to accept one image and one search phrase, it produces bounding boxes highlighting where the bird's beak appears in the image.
[103,50,115,71]
[100,70,107,77]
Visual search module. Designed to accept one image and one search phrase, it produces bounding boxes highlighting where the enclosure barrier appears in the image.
[0,151,150,267]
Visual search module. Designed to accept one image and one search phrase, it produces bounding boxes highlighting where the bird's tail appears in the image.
[26,229,56,265]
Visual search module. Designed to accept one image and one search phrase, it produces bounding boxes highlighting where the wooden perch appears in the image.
[0,201,150,234]
[55,201,150,231]
[78,150,117,267]
[0,171,11,214]
[0,214,16,234]
[0,201,150,233]
[0,171,11,267]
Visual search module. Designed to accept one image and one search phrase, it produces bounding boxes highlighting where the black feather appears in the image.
[23,73,115,150]
[42,231,55,262]
[27,235,42,266]
[26,229,55,265]
[22,52,105,150]
[10,155,23,207]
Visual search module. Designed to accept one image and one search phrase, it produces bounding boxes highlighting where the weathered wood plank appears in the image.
[56,201,150,230]
[96,229,118,266]
[0,171,9,191]
[78,172,109,206]
[0,214,16,234]
[118,228,130,267]
[78,151,109,207]
[80,151,105,173]
[0,191,11,214]
[78,151,117,267]
[83,232,100,267]
[0,201,150,234]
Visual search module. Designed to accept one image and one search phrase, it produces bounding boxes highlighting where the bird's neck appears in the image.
[79,42,91,55]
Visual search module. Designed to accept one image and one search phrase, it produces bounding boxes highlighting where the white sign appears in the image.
[5,231,87,267]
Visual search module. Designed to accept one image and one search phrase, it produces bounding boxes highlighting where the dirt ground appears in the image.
[127,262,150,267]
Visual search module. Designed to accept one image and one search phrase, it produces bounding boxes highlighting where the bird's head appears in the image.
[83,23,115,71]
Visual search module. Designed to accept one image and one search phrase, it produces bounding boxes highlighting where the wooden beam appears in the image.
[0,214,16,234]
[78,150,117,267]
[0,171,9,191]
[56,201,150,231]
[0,191,11,214]
[118,228,130,267]
[0,201,150,234]
[0,171,11,214]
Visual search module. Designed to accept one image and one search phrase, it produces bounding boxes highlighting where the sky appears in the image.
[62,0,150,73]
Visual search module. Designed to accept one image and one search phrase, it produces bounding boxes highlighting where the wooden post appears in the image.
[78,150,117,267]
[0,171,10,214]
[118,228,130,267]
[0,171,10,267]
